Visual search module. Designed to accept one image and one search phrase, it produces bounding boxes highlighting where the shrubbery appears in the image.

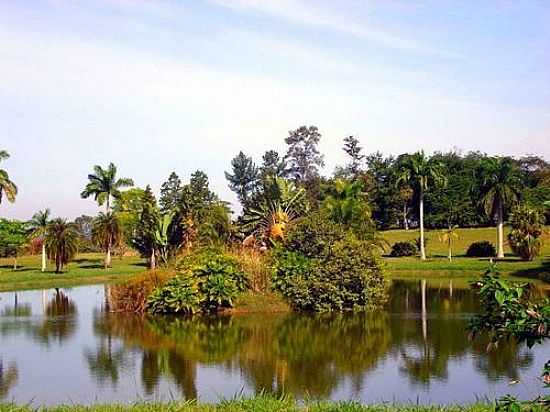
[465,241,496,257]
[272,212,387,312]
[389,241,417,257]
[147,249,248,314]
[508,205,545,261]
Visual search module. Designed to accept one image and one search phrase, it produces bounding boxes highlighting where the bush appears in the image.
[539,272,550,284]
[274,216,388,312]
[466,241,496,257]
[508,205,545,261]
[389,241,417,257]
[146,248,248,314]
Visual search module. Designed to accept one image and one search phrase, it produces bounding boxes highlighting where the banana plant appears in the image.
[154,213,174,267]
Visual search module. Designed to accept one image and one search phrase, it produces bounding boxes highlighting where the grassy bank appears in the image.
[0,397,532,412]
[0,253,145,292]
[382,227,550,280]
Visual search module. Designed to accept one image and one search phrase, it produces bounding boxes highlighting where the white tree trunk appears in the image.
[41,243,47,272]
[421,279,427,342]
[403,203,409,230]
[448,241,452,262]
[150,249,156,270]
[419,188,426,260]
[497,199,505,259]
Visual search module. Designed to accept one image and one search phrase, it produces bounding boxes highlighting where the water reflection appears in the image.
[89,279,538,399]
[0,359,18,400]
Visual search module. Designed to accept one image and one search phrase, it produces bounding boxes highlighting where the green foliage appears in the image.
[131,185,160,262]
[159,172,182,214]
[465,241,496,257]
[147,249,248,314]
[147,275,199,315]
[284,125,324,183]
[80,163,134,211]
[0,219,27,259]
[225,151,259,207]
[274,214,387,311]
[0,149,17,205]
[507,205,545,261]
[390,241,417,257]
[44,218,79,273]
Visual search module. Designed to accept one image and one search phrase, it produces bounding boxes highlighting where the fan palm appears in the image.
[45,219,79,273]
[0,150,17,206]
[81,163,134,212]
[28,209,51,272]
[477,157,521,258]
[439,225,459,262]
[92,212,122,269]
[397,152,446,260]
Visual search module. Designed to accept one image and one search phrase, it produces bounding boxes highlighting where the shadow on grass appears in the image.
[509,259,550,279]
[0,265,35,272]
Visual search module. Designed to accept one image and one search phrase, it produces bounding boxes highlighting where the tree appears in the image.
[342,136,365,178]
[260,150,288,179]
[477,157,521,258]
[397,152,446,260]
[0,150,17,207]
[438,225,459,262]
[131,186,159,270]
[44,219,79,273]
[507,204,545,261]
[28,209,51,272]
[92,212,122,269]
[225,152,258,207]
[81,163,134,213]
[284,126,324,184]
[159,172,182,214]
[0,219,27,270]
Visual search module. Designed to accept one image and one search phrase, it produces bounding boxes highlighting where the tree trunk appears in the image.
[421,279,427,342]
[448,240,452,262]
[403,203,409,230]
[419,188,426,260]
[13,256,17,270]
[105,236,112,269]
[150,249,156,271]
[41,243,47,272]
[106,196,110,214]
[497,198,505,259]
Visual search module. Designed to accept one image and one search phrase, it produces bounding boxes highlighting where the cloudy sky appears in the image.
[1,0,549,220]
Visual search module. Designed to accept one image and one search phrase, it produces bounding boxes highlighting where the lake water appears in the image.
[0,280,549,406]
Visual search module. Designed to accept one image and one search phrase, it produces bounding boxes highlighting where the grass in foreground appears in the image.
[0,253,146,292]
[0,397,533,412]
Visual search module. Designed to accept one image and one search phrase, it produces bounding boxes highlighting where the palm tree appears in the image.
[477,157,521,258]
[81,163,134,213]
[92,212,122,269]
[44,219,79,273]
[0,150,17,206]
[397,152,446,260]
[28,209,51,272]
[439,225,459,262]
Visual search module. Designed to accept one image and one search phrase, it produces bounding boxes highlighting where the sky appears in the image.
[1,0,549,220]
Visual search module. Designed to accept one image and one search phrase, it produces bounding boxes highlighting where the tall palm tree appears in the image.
[0,150,17,206]
[397,152,446,260]
[28,209,51,272]
[92,212,122,269]
[477,157,521,258]
[81,163,134,213]
[44,219,79,273]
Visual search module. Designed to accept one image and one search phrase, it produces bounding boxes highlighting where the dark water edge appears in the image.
[0,280,549,406]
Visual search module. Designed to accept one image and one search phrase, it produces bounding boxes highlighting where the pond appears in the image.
[0,280,548,405]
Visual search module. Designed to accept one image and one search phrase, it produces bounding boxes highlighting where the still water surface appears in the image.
[0,280,549,405]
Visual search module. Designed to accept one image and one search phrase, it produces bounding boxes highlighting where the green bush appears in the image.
[465,241,496,257]
[147,249,248,314]
[389,241,417,257]
[538,272,550,284]
[274,216,387,312]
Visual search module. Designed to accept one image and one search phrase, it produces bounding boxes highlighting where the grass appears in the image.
[0,253,146,292]
[0,397,534,412]
[381,226,550,281]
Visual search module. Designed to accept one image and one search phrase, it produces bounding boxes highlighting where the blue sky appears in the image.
[1,0,549,220]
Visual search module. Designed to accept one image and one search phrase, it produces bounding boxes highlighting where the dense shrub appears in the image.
[508,205,545,261]
[274,214,387,312]
[146,249,248,314]
[389,241,417,257]
[109,270,174,312]
[539,272,550,284]
[466,241,496,257]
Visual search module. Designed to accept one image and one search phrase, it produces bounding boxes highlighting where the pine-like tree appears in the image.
[225,152,258,207]
[260,150,288,179]
[342,136,365,178]
[131,185,159,269]
[284,125,324,184]
[159,172,182,214]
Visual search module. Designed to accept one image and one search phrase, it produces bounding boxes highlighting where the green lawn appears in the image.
[0,398,530,412]
[0,253,146,292]
[381,226,550,281]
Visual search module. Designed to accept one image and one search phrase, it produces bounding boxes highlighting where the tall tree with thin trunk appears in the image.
[397,152,446,260]
[28,209,51,272]
[477,157,521,259]
[0,150,17,207]
[342,135,365,179]
[92,212,122,269]
[284,126,324,184]
[81,163,134,213]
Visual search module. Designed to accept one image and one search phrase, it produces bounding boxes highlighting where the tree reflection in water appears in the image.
[91,280,540,399]
[33,288,77,345]
[0,359,18,400]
